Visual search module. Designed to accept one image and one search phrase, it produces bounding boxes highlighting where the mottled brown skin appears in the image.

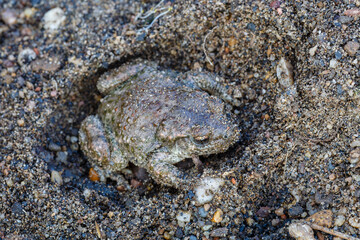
[79,61,240,189]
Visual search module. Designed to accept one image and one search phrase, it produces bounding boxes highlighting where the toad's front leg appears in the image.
[79,115,130,189]
[147,152,195,189]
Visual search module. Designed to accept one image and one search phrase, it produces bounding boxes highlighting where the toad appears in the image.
[79,60,240,189]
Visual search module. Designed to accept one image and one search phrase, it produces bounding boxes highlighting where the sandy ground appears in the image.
[1,0,360,239]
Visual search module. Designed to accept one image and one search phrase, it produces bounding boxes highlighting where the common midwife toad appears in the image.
[79,61,240,189]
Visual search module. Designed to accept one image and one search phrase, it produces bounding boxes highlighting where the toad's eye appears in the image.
[193,135,209,145]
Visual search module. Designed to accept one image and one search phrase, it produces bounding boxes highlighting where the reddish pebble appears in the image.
[131,179,142,188]
[270,0,281,9]
[116,185,126,192]
[35,87,41,92]
[33,48,40,56]
[231,178,236,185]
[89,168,100,181]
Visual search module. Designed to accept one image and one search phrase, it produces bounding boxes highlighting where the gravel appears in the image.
[1,0,360,239]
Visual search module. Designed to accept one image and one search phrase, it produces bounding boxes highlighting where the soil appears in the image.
[1,0,360,239]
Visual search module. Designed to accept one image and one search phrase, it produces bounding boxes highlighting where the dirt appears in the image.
[1,0,360,239]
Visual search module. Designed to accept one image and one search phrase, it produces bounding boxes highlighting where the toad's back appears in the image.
[97,70,211,165]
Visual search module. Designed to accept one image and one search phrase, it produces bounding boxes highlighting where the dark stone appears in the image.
[256,206,271,218]
[11,202,24,216]
[189,235,197,240]
[288,205,304,218]
[175,227,183,238]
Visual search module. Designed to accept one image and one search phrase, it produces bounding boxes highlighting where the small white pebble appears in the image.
[350,140,360,148]
[6,178,14,187]
[51,170,63,185]
[288,222,315,240]
[349,217,360,228]
[176,210,191,227]
[329,59,338,69]
[43,7,66,32]
[195,177,224,204]
[309,45,318,56]
[276,57,294,88]
[334,215,345,226]
[83,189,91,200]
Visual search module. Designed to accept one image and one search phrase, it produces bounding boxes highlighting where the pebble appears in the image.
[203,204,210,212]
[275,207,284,216]
[48,142,61,151]
[70,136,78,143]
[288,205,304,218]
[329,174,336,181]
[306,210,333,228]
[17,119,25,127]
[334,215,345,226]
[335,51,342,59]
[56,151,68,163]
[6,178,14,187]
[175,227,183,238]
[348,217,360,228]
[17,77,25,87]
[194,177,224,204]
[43,8,66,32]
[276,57,294,88]
[50,91,57,97]
[89,168,100,182]
[211,208,223,223]
[344,41,359,56]
[31,56,62,72]
[189,235,197,240]
[350,140,360,148]
[329,59,338,68]
[70,143,79,151]
[17,48,36,66]
[163,232,171,240]
[246,217,254,226]
[338,16,353,24]
[309,45,318,56]
[272,218,280,226]
[198,207,208,218]
[176,211,191,227]
[83,189,91,199]
[256,206,270,218]
[51,170,63,185]
[11,202,23,216]
[288,222,315,240]
[22,8,36,20]
[1,9,17,26]
[202,225,212,231]
[210,227,228,238]
[130,179,142,188]
[349,148,360,164]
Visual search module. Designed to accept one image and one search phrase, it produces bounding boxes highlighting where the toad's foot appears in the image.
[192,155,203,172]
[147,153,196,189]
[92,165,131,190]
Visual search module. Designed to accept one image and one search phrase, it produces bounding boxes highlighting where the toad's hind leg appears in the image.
[183,71,241,107]
[97,61,158,94]
[79,115,130,188]
[147,153,195,189]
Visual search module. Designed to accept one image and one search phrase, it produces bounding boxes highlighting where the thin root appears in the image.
[203,26,218,66]
[306,222,360,240]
